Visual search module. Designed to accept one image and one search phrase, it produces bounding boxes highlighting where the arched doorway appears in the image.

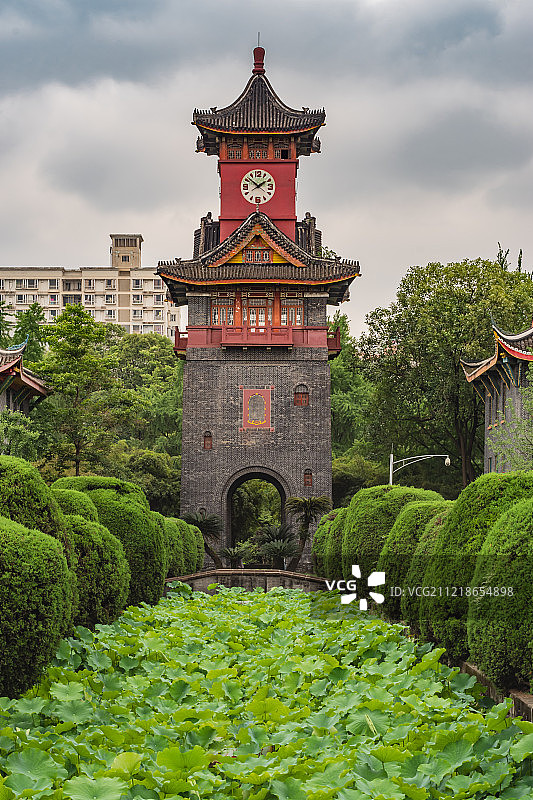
[222,467,290,549]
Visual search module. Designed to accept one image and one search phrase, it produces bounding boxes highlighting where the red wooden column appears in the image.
[235,291,243,325]
[273,289,281,325]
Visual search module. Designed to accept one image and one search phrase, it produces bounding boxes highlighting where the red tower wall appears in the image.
[219,160,297,241]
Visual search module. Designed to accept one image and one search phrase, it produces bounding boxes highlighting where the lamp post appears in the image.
[389,450,451,485]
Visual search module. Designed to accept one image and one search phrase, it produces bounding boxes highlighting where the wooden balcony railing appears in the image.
[174,325,342,358]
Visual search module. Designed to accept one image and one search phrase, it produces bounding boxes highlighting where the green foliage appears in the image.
[231,479,281,543]
[163,516,185,577]
[420,470,533,661]
[13,302,47,362]
[490,384,533,470]
[323,506,349,580]
[253,523,299,569]
[52,477,165,606]
[31,305,122,476]
[0,516,72,697]
[177,518,200,574]
[378,500,452,620]
[1,588,532,797]
[51,488,99,522]
[358,258,533,487]
[0,299,12,344]
[468,497,533,689]
[0,455,73,563]
[52,475,150,511]
[311,509,340,576]
[182,509,223,569]
[341,485,443,581]
[400,504,454,633]
[285,494,332,571]
[332,447,388,506]
[123,449,181,515]
[65,514,130,629]
[191,523,205,571]
[0,410,41,460]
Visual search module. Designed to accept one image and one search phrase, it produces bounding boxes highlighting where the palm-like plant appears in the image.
[221,541,258,568]
[284,495,333,571]
[182,509,223,569]
[261,538,300,570]
[254,521,294,545]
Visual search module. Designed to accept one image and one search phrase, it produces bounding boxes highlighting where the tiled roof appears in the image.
[158,212,358,282]
[461,321,533,381]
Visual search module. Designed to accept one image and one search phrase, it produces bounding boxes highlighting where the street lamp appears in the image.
[389,449,451,485]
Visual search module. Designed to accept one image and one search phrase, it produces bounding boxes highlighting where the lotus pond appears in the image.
[1,585,533,799]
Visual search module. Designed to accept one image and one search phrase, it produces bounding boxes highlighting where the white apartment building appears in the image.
[0,235,183,338]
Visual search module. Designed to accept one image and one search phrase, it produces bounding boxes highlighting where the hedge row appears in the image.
[313,472,533,691]
[0,459,204,698]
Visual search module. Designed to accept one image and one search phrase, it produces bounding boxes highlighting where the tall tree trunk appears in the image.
[288,535,306,572]
[205,542,223,569]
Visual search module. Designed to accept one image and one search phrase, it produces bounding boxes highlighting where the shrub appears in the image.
[165,517,185,577]
[401,504,454,634]
[323,507,349,580]
[421,471,533,661]
[52,476,150,511]
[0,516,72,697]
[312,509,340,576]
[378,500,452,621]
[52,481,166,606]
[192,524,204,571]
[52,488,99,522]
[341,485,443,581]
[0,456,73,564]
[177,518,199,574]
[151,512,169,576]
[467,498,533,689]
[65,514,130,629]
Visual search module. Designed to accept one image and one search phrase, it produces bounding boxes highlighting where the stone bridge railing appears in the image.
[165,568,326,594]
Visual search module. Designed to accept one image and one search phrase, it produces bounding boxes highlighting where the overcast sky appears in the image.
[1,0,532,332]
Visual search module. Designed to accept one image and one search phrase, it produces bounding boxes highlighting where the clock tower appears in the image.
[159,49,360,567]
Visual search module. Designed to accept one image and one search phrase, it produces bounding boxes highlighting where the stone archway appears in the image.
[221,466,291,549]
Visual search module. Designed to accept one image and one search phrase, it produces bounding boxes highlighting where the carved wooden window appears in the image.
[243,248,271,263]
[304,469,313,487]
[281,299,303,327]
[203,431,212,450]
[294,384,309,406]
[211,298,234,325]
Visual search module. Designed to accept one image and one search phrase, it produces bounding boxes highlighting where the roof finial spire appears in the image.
[253,42,265,75]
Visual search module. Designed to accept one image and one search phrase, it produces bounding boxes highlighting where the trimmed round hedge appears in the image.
[378,500,452,621]
[420,471,533,662]
[0,456,74,565]
[0,516,72,698]
[164,517,186,577]
[52,476,150,511]
[467,497,533,689]
[323,507,349,580]
[177,518,200,574]
[52,488,99,523]
[341,485,443,582]
[312,509,340,576]
[401,504,454,634]
[52,479,165,606]
[65,514,130,629]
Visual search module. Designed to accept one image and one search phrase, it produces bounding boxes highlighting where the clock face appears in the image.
[241,169,276,205]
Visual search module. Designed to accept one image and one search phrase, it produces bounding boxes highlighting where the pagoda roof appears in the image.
[461,320,533,382]
[0,339,50,399]
[158,211,359,306]
[193,48,325,156]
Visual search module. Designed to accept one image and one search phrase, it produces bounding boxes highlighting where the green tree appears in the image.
[358,259,533,487]
[329,312,374,456]
[0,410,41,460]
[254,522,299,569]
[0,300,12,346]
[285,495,332,571]
[489,384,533,469]
[31,305,120,475]
[13,302,47,362]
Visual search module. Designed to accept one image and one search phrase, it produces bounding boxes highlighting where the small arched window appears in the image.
[294,383,309,406]
[304,469,313,487]
[203,431,212,450]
